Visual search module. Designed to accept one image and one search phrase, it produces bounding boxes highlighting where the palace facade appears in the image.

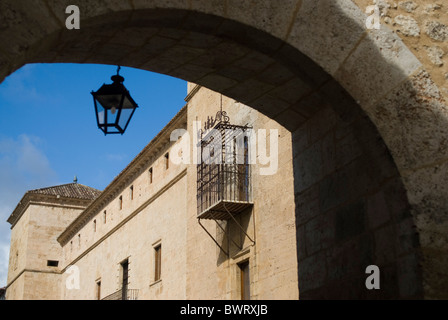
[6,84,298,300]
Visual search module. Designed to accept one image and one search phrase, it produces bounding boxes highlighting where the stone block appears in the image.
[335,25,422,108]
[304,212,335,255]
[397,253,423,298]
[225,0,300,41]
[291,124,309,158]
[394,15,420,37]
[396,218,420,256]
[287,0,366,76]
[367,191,391,229]
[334,130,363,170]
[294,143,323,193]
[334,200,366,242]
[295,185,320,226]
[298,251,327,293]
[374,224,397,265]
[425,21,448,42]
[319,158,372,213]
[320,132,336,177]
[370,70,448,172]
[273,109,307,132]
[307,107,338,144]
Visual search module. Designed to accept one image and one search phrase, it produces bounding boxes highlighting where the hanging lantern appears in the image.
[91,66,139,135]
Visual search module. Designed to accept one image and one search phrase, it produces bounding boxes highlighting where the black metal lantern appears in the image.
[91,66,139,135]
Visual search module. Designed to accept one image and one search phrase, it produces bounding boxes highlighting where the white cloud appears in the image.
[0,241,10,287]
[0,134,58,287]
[106,153,127,162]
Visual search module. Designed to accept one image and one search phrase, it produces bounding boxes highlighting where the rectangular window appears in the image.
[78,234,81,248]
[47,260,59,267]
[121,260,129,300]
[149,168,153,184]
[119,196,123,210]
[130,185,134,200]
[104,210,107,224]
[154,244,162,282]
[93,219,97,232]
[239,261,250,300]
[96,280,101,300]
[165,153,169,170]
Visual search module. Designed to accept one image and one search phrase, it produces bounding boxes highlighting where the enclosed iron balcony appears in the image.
[197,112,253,221]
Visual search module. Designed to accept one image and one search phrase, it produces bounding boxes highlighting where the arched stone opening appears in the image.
[1,0,447,299]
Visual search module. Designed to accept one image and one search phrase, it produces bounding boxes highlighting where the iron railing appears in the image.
[102,289,139,300]
[197,118,252,218]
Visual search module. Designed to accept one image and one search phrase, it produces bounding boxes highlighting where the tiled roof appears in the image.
[28,183,101,200]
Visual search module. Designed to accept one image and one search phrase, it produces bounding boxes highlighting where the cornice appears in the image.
[184,84,202,102]
[7,192,93,229]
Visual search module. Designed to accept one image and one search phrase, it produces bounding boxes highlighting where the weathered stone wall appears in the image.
[292,91,421,298]
[6,202,85,300]
[352,0,448,299]
[5,208,30,300]
[185,85,298,300]
[354,0,447,100]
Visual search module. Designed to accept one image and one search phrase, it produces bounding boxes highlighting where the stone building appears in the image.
[2,0,448,299]
[6,85,298,300]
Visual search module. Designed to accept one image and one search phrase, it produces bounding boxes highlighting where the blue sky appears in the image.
[0,63,187,287]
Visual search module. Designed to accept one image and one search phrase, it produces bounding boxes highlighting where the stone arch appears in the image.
[1,0,447,299]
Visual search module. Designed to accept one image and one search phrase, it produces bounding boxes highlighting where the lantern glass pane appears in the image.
[96,103,105,125]
[121,95,135,109]
[107,104,119,124]
[118,107,133,130]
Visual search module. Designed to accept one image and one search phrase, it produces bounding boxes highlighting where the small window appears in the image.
[13,251,18,270]
[96,280,102,300]
[239,261,250,300]
[47,260,59,267]
[93,219,97,232]
[121,260,129,300]
[119,196,123,210]
[103,210,107,224]
[165,153,169,170]
[149,168,153,184]
[78,234,81,248]
[130,185,134,200]
[70,241,73,252]
[154,244,162,282]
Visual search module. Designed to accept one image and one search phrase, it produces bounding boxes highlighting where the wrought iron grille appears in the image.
[197,112,252,219]
[102,289,139,300]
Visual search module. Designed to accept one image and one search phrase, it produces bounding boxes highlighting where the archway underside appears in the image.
[1,2,448,299]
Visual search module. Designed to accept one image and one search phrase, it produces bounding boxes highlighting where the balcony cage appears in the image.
[102,289,139,300]
[197,113,253,220]
[196,111,255,256]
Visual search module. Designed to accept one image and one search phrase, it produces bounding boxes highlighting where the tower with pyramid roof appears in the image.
[5,182,101,299]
